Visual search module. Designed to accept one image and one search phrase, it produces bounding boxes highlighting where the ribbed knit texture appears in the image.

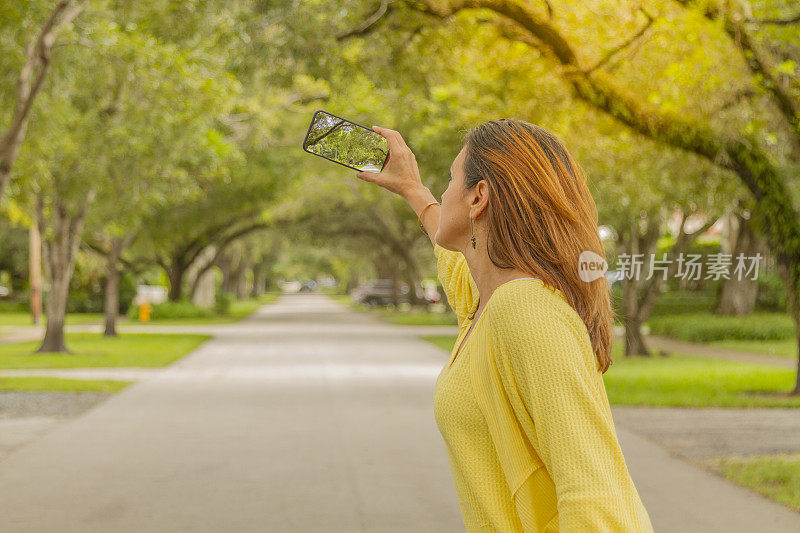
[432,243,654,532]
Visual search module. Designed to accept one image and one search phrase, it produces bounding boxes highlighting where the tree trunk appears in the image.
[218,251,237,294]
[717,211,765,315]
[190,268,216,307]
[622,276,650,356]
[36,192,93,353]
[252,264,266,297]
[235,260,249,299]
[624,313,649,356]
[104,265,120,337]
[102,233,136,336]
[167,260,186,301]
[621,220,652,357]
[618,208,717,356]
[221,269,235,293]
[39,268,69,353]
[187,245,217,303]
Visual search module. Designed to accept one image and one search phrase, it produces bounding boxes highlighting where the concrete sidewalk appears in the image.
[612,405,800,459]
[0,293,798,532]
[616,424,800,532]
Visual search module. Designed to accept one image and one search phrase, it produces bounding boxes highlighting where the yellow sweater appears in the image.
[432,243,654,532]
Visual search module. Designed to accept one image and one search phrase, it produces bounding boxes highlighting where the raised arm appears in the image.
[405,187,440,247]
[355,126,440,247]
[354,126,478,325]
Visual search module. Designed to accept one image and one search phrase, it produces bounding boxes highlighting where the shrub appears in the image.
[127,300,215,320]
[214,291,233,316]
[647,312,795,342]
[0,299,29,312]
[67,271,137,314]
[610,286,717,322]
[757,271,787,312]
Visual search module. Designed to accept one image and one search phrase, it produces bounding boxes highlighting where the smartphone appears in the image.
[302,110,389,173]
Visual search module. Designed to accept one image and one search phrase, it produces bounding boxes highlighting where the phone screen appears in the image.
[302,110,389,173]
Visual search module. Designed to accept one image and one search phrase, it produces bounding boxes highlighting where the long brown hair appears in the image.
[463,118,615,373]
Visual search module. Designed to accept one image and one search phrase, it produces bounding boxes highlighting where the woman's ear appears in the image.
[470,179,491,219]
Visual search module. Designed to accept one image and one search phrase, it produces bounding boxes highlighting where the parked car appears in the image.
[351,279,440,306]
[351,279,407,306]
[298,280,316,293]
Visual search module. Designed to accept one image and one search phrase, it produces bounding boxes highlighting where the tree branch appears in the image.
[394,0,800,322]
[584,8,654,74]
[336,0,394,41]
[187,222,271,296]
[0,0,85,201]
[750,12,800,25]
[673,0,800,147]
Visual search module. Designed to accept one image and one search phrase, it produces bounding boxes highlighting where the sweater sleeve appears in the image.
[433,243,479,330]
[491,293,654,532]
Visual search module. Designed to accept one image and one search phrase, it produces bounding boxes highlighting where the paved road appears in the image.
[0,294,463,532]
[1,293,799,532]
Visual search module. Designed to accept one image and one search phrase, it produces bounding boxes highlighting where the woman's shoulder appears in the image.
[486,279,587,348]
[488,278,571,319]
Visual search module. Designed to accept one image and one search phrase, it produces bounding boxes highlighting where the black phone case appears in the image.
[302,109,389,173]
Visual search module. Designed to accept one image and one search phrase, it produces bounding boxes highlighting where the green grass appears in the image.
[0,312,105,327]
[708,339,797,358]
[704,453,800,512]
[424,335,458,352]
[0,332,210,369]
[0,376,133,393]
[601,352,799,408]
[420,335,800,407]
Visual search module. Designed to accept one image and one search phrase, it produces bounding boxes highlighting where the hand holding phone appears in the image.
[356,125,427,200]
[301,110,426,199]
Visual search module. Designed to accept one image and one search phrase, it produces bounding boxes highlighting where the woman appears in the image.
[355,118,654,532]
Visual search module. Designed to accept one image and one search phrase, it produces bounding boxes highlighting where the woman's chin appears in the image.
[433,235,459,253]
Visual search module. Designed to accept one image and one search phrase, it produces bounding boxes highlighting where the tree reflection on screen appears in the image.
[304,112,388,171]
